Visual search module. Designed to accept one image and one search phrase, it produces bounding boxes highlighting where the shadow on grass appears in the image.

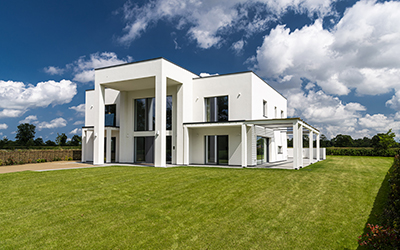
[356,163,394,250]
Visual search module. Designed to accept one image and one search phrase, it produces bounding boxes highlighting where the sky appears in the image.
[1,0,400,141]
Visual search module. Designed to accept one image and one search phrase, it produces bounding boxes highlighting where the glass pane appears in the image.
[207,136,216,164]
[257,136,265,164]
[166,136,172,164]
[217,135,228,164]
[166,96,172,130]
[105,104,116,126]
[135,99,146,131]
[217,96,228,121]
[135,137,145,162]
[146,98,155,131]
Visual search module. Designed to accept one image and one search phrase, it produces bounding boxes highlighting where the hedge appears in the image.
[326,148,399,157]
[0,149,81,166]
[358,155,400,248]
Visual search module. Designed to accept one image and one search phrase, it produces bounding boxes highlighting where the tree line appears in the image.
[288,129,399,150]
[0,123,81,149]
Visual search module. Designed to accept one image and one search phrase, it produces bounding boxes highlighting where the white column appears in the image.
[183,126,189,165]
[176,85,184,165]
[299,123,303,168]
[241,124,247,167]
[106,128,112,163]
[309,130,313,165]
[292,122,298,169]
[81,129,86,162]
[154,75,167,167]
[94,85,105,165]
[316,133,320,161]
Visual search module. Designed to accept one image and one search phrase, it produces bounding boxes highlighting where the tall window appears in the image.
[263,101,268,117]
[274,106,277,118]
[105,104,116,127]
[134,96,172,131]
[205,96,228,122]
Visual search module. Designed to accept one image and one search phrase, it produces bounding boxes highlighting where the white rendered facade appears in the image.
[82,58,322,169]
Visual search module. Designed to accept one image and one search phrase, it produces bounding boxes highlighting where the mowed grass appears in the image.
[0,156,393,249]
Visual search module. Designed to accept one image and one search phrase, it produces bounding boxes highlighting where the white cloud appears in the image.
[0,124,7,129]
[69,128,82,135]
[69,104,85,116]
[73,120,84,125]
[231,39,245,53]
[386,90,400,111]
[0,109,26,118]
[199,72,219,77]
[0,80,77,118]
[116,0,337,48]
[36,117,67,130]
[70,52,131,83]
[252,1,400,97]
[19,115,38,124]
[44,66,64,75]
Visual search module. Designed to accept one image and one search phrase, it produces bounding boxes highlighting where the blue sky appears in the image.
[1,0,400,141]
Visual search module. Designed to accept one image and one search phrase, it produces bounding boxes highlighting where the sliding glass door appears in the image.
[257,136,269,164]
[205,135,229,165]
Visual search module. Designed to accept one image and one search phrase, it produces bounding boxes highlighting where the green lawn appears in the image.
[0,156,393,249]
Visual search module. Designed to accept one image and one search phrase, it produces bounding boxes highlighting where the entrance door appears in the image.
[205,135,229,165]
[135,136,154,163]
[257,136,269,164]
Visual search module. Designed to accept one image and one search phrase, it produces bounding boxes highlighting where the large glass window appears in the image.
[135,136,154,163]
[257,136,269,164]
[134,96,172,131]
[105,104,116,127]
[205,96,228,122]
[205,135,229,165]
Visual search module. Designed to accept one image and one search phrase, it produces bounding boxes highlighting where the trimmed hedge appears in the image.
[0,149,81,166]
[359,155,400,248]
[326,148,398,157]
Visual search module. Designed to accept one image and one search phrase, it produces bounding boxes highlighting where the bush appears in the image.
[359,155,400,248]
[358,224,399,249]
[326,148,398,157]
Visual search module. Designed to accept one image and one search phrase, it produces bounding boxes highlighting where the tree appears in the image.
[332,134,354,147]
[319,134,332,147]
[373,129,396,150]
[34,138,45,146]
[15,123,36,145]
[55,133,67,146]
[45,140,56,146]
[70,135,81,146]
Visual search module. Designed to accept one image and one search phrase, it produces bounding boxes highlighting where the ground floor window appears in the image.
[134,136,172,164]
[205,135,229,165]
[257,136,269,164]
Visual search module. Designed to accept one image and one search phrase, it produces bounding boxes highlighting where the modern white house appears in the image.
[82,57,324,169]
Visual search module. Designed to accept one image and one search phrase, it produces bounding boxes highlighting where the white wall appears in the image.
[192,73,253,122]
[189,126,242,165]
[251,74,287,120]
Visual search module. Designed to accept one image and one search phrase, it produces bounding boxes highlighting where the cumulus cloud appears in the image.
[69,128,82,135]
[0,124,8,129]
[386,90,400,111]
[44,52,132,83]
[116,0,337,48]
[252,0,400,97]
[0,80,76,118]
[19,115,38,124]
[44,66,64,75]
[69,104,85,116]
[36,117,67,130]
[0,109,26,118]
[73,120,84,125]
